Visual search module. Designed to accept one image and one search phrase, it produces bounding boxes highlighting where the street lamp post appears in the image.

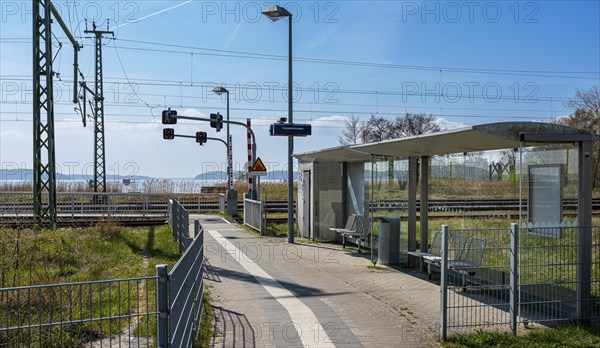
[213,87,231,189]
[262,5,295,244]
[213,86,238,215]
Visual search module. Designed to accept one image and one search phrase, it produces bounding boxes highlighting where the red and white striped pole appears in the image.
[247,118,253,198]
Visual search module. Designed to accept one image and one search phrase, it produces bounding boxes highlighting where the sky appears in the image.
[0,0,599,179]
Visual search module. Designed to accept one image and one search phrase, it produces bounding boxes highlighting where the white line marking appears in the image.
[221,218,232,224]
[208,230,335,348]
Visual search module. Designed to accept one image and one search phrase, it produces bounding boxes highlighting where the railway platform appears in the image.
[197,214,441,347]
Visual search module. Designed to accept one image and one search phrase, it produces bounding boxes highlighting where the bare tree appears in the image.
[564,86,600,119]
[361,114,394,143]
[340,112,441,145]
[338,115,363,145]
[394,112,441,137]
[558,86,600,187]
[339,113,441,184]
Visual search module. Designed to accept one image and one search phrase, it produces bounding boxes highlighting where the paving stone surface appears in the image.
[196,215,441,348]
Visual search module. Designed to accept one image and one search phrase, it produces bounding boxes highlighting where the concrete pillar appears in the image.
[420,156,429,251]
[408,156,417,252]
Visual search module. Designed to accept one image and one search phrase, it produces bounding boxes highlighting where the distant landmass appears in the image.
[0,168,298,182]
[194,170,298,181]
[0,169,152,181]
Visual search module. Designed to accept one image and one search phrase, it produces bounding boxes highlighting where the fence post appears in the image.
[262,198,267,236]
[156,264,169,348]
[194,219,200,239]
[107,194,111,217]
[439,225,449,340]
[509,223,518,335]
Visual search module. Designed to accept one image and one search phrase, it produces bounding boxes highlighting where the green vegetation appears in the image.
[0,224,180,347]
[0,224,180,287]
[195,285,215,348]
[444,326,600,348]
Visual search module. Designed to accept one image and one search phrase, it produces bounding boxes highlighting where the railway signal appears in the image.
[196,131,208,145]
[210,113,223,132]
[162,109,178,125]
[163,128,175,140]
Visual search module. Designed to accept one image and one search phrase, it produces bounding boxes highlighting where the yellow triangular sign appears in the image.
[251,157,267,172]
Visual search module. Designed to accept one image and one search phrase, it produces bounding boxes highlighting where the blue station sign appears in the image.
[269,123,312,137]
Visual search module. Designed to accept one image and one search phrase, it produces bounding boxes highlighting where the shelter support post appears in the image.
[420,156,429,252]
[408,156,418,252]
[577,140,593,323]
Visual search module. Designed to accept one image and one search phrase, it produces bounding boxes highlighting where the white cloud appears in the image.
[308,115,349,128]
[434,117,468,131]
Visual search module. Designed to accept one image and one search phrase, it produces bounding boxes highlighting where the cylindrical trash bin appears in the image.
[378,217,401,265]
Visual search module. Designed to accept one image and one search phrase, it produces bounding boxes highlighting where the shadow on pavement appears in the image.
[211,306,257,348]
[211,265,354,299]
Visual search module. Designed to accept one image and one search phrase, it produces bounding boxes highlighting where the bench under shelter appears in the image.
[294,121,595,321]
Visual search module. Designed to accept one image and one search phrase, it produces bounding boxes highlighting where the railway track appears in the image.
[2,198,599,227]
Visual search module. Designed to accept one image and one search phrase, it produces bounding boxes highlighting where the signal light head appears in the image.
[163,128,175,140]
[162,109,177,125]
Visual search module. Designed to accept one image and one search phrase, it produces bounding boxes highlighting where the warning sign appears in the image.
[250,157,267,176]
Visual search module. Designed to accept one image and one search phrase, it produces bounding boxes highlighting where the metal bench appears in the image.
[408,231,441,270]
[423,233,467,280]
[329,214,356,234]
[340,216,372,253]
[425,236,487,291]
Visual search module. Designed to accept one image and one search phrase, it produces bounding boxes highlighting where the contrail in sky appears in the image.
[110,0,193,31]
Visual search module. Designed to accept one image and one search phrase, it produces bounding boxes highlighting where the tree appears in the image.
[338,115,363,145]
[361,114,394,142]
[394,112,441,137]
[557,86,600,187]
[339,112,441,146]
[339,112,441,184]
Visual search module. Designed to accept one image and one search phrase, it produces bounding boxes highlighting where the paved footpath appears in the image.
[196,215,441,348]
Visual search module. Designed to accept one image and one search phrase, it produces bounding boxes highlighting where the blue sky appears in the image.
[0,0,599,178]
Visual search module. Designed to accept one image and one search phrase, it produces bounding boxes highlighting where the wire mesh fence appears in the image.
[0,277,158,347]
[439,224,600,338]
[1,199,205,347]
[439,226,512,337]
[0,192,223,216]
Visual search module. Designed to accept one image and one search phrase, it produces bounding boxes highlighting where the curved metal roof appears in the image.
[295,122,593,162]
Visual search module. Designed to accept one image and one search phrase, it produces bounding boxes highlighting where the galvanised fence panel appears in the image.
[169,226,204,348]
[439,223,600,338]
[439,226,511,338]
[244,198,264,235]
[517,225,600,324]
[1,198,205,347]
[169,200,192,252]
[158,207,205,348]
[0,192,222,220]
[0,277,158,347]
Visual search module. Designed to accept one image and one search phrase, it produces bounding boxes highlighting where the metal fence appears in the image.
[0,192,223,217]
[0,277,159,347]
[157,220,204,348]
[244,198,265,235]
[439,224,600,338]
[0,199,205,347]
[169,199,192,252]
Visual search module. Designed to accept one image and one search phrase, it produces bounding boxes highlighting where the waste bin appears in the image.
[378,217,401,265]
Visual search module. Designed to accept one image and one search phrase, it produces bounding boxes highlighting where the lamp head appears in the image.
[212,86,228,96]
[262,5,292,22]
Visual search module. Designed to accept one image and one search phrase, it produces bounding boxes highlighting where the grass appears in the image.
[0,224,180,287]
[0,224,181,347]
[444,325,600,348]
[195,285,215,348]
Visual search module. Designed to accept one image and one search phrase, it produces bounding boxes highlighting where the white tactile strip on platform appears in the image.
[208,230,336,348]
